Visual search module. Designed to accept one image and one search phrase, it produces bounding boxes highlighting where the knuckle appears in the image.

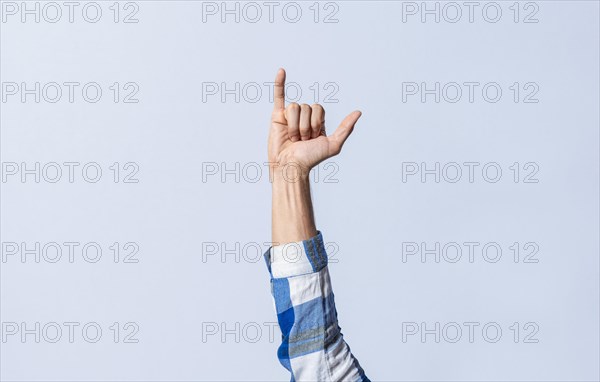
[311,103,324,113]
[287,103,300,111]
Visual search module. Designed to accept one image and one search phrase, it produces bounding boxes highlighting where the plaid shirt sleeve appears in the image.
[263,231,369,382]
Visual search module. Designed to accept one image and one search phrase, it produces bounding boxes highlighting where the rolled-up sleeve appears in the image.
[264,231,369,382]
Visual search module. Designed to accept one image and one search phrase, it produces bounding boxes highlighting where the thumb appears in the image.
[328,110,362,156]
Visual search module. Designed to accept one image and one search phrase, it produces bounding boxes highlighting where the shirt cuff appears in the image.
[263,231,329,279]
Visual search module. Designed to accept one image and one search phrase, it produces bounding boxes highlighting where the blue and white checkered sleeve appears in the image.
[264,231,369,382]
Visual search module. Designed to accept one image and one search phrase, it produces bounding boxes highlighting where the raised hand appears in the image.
[268,68,362,174]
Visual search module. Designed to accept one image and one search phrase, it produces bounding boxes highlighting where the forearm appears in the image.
[271,164,317,245]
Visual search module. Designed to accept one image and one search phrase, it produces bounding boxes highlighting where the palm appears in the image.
[270,115,331,169]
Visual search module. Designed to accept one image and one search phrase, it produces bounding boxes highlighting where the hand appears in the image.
[268,68,362,177]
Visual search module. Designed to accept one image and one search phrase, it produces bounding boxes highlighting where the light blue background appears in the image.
[1,1,599,381]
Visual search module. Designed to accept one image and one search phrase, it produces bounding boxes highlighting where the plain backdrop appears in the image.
[1,1,599,381]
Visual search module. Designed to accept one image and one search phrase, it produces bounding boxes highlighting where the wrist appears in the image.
[268,156,311,185]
